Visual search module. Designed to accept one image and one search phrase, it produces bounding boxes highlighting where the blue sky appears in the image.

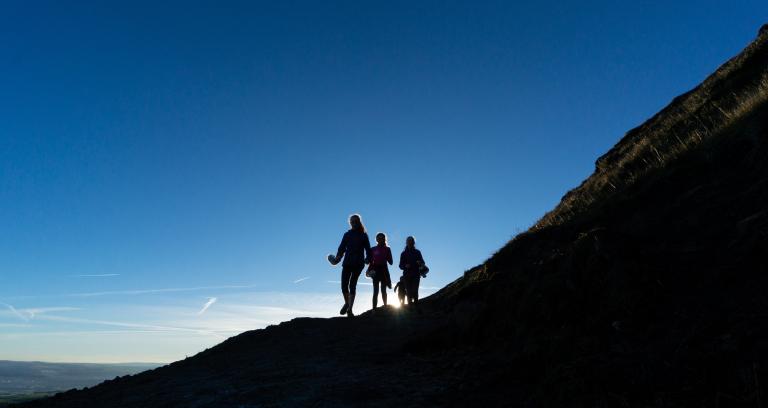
[1,1,766,363]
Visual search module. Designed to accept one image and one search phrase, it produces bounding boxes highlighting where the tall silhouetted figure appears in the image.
[399,236,426,308]
[332,214,371,317]
[369,232,393,310]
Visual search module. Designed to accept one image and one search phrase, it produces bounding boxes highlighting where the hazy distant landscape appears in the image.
[0,361,159,406]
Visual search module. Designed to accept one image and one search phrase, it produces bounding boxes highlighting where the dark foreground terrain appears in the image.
[17,26,768,407]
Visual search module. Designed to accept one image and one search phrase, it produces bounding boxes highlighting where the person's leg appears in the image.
[340,266,351,315]
[405,275,419,306]
[347,264,363,316]
[406,277,413,305]
[413,275,421,303]
[412,275,422,313]
[404,275,411,304]
[372,278,380,309]
[381,281,387,306]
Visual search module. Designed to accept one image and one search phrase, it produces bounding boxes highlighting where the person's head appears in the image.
[405,236,416,249]
[375,232,387,245]
[348,214,366,233]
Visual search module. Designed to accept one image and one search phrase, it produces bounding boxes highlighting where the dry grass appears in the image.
[532,34,768,231]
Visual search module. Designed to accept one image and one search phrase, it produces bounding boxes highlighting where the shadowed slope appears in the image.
[17,26,768,408]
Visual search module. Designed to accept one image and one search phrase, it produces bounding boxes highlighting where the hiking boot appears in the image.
[340,303,348,315]
[347,294,355,316]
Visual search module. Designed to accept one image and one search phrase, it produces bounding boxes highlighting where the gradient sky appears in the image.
[1,1,766,363]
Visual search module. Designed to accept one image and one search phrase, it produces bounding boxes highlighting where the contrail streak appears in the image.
[197,298,217,315]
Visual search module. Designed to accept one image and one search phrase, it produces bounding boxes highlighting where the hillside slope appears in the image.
[18,27,768,407]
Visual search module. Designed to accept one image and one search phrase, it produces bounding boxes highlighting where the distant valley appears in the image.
[0,360,159,405]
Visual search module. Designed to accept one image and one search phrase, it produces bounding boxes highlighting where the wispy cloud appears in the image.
[0,304,81,321]
[24,307,80,319]
[70,273,120,277]
[292,276,310,284]
[1,303,29,321]
[32,314,226,339]
[67,284,260,298]
[197,298,217,316]
[0,323,31,328]
[0,291,345,362]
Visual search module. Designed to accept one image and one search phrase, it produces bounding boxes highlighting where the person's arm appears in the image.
[363,233,372,264]
[399,251,406,270]
[387,248,393,265]
[417,250,425,266]
[335,233,347,261]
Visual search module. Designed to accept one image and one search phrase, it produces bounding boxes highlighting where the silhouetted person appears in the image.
[369,232,393,310]
[332,214,371,317]
[399,236,426,308]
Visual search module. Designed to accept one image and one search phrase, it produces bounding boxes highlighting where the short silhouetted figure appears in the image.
[369,232,393,310]
[333,214,371,317]
[399,236,426,309]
